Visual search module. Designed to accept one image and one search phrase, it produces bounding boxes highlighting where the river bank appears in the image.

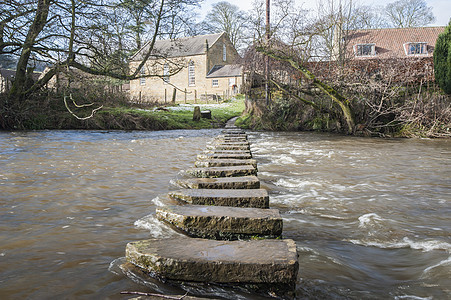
[0,94,245,131]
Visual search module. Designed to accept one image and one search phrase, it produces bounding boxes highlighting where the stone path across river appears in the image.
[124,122,299,298]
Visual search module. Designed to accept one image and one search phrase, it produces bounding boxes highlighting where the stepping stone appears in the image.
[215,135,248,141]
[187,165,256,177]
[126,237,298,286]
[206,144,250,151]
[176,176,260,189]
[221,130,246,135]
[156,205,283,240]
[168,188,269,208]
[198,152,252,160]
[210,141,250,146]
[195,158,257,168]
[203,149,251,155]
[220,133,248,139]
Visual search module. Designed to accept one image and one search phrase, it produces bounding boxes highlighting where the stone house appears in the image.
[0,69,41,93]
[0,69,15,93]
[129,32,243,103]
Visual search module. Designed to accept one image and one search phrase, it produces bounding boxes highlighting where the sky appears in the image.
[198,0,450,27]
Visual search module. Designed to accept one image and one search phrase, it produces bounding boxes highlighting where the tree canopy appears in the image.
[385,0,435,28]
[0,0,201,101]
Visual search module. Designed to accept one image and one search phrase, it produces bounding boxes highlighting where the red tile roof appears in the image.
[345,27,445,59]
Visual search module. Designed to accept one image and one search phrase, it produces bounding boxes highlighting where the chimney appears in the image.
[205,39,209,52]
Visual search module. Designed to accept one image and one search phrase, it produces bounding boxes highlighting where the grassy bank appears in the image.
[0,93,245,130]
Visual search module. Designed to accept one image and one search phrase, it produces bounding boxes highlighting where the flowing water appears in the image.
[0,130,449,299]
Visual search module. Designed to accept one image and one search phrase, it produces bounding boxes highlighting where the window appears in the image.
[228,77,236,87]
[355,44,376,57]
[223,43,227,61]
[163,63,170,83]
[139,66,146,85]
[188,61,195,86]
[212,79,219,87]
[407,43,427,55]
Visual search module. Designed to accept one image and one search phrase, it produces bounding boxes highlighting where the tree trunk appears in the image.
[257,46,356,134]
[9,0,52,100]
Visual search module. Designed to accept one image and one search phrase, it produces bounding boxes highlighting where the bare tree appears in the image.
[201,1,248,50]
[385,0,435,28]
[1,0,202,103]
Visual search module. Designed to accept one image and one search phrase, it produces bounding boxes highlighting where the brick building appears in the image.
[327,27,446,83]
[129,32,243,103]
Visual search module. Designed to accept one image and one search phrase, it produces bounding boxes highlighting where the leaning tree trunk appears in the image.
[9,0,52,101]
[256,47,356,134]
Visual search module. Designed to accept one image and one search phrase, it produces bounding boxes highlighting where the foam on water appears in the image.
[348,237,451,252]
[421,256,451,277]
[151,196,165,207]
[274,178,322,189]
[394,296,433,300]
[358,213,385,228]
[134,214,180,238]
[274,154,296,164]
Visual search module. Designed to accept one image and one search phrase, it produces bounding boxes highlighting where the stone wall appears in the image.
[129,34,242,103]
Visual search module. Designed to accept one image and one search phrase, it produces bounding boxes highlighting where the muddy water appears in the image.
[0,130,449,299]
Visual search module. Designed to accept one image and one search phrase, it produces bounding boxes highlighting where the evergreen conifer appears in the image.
[434,20,451,94]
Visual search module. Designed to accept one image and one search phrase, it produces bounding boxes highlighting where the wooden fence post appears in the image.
[164,89,167,103]
[205,91,208,104]
[184,88,187,104]
[172,88,176,103]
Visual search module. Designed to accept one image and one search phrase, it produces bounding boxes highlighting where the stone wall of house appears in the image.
[206,34,240,73]
[129,34,242,103]
[130,55,207,103]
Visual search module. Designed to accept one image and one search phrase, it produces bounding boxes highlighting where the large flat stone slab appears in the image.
[186,165,257,178]
[126,237,298,285]
[195,158,257,168]
[221,130,246,135]
[211,140,249,145]
[203,149,251,155]
[206,144,250,151]
[215,135,248,141]
[176,176,260,189]
[168,188,269,208]
[156,205,282,239]
[199,152,252,160]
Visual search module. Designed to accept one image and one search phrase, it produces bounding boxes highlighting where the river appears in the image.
[0,130,449,299]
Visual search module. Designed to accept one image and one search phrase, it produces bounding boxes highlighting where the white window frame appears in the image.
[188,61,195,86]
[163,63,170,84]
[223,43,227,61]
[228,77,236,87]
[354,43,376,57]
[212,79,219,87]
[405,42,427,55]
[139,66,146,86]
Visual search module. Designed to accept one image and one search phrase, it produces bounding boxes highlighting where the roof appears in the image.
[345,27,445,59]
[206,64,243,78]
[131,32,224,61]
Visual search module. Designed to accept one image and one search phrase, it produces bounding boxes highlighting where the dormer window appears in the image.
[355,43,376,57]
[406,42,427,55]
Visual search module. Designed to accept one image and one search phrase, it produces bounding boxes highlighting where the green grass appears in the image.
[98,96,245,130]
